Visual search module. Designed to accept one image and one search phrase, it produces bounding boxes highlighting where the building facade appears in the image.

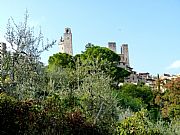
[59,28,73,55]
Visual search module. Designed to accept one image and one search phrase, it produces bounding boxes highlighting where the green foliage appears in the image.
[77,69,118,132]
[48,52,75,71]
[79,45,130,83]
[0,92,105,135]
[121,83,153,104]
[1,90,179,135]
[117,92,145,112]
[46,64,118,134]
[0,93,19,134]
[47,67,77,93]
[48,44,130,84]
[116,109,160,135]
[0,11,55,100]
[115,83,153,112]
[154,77,180,119]
[116,109,180,135]
[1,11,179,135]
[81,44,120,64]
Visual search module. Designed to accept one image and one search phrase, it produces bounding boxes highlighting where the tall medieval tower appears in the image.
[108,42,116,52]
[0,42,7,71]
[59,28,73,55]
[121,44,129,66]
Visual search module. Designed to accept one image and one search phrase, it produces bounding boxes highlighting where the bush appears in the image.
[0,93,19,134]
[116,109,180,135]
[0,92,106,135]
[116,109,160,135]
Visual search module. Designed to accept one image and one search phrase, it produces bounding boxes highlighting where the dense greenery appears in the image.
[48,44,130,84]
[115,83,153,112]
[48,53,75,70]
[154,77,180,120]
[0,12,179,134]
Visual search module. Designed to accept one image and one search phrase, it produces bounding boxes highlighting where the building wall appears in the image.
[108,42,116,52]
[59,28,73,55]
[121,44,129,66]
[125,71,139,84]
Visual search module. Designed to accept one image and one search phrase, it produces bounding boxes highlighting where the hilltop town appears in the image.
[58,27,180,90]
[1,0,180,134]
[0,21,179,135]
[1,27,179,91]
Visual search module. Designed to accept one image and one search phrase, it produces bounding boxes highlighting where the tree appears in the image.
[1,10,56,100]
[78,44,130,84]
[116,109,159,135]
[116,83,153,111]
[75,64,118,134]
[155,77,180,119]
[48,52,75,71]
[47,49,119,133]
[116,109,180,135]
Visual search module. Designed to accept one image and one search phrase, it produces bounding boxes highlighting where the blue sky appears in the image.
[0,0,180,75]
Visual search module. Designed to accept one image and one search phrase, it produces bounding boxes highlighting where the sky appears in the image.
[0,0,180,75]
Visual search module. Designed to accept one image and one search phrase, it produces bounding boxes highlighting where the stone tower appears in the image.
[0,42,7,71]
[59,28,73,55]
[108,42,116,52]
[121,44,129,66]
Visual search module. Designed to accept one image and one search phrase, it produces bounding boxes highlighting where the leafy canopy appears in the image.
[48,53,75,70]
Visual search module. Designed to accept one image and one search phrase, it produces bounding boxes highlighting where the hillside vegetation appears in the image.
[0,12,179,135]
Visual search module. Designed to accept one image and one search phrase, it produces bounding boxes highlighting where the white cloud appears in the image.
[168,60,180,69]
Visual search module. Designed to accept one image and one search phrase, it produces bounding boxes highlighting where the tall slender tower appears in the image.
[59,28,73,55]
[121,44,129,66]
[0,42,7,71]
[108,42,116,53]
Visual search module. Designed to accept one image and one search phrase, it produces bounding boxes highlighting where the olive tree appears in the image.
[1,11,56,100]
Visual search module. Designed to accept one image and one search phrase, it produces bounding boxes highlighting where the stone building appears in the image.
[0,42,7,71]
[107,42,155,86]
[108,42,130,70]
[125,71,139,84]
[108,42,116,52]
[117,44,131,72]
[59,28,73,55]
[138,72,155,87]
[138,72,151,82]
[120,44,130,67]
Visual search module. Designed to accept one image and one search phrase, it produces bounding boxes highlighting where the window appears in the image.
[66,29,69,33]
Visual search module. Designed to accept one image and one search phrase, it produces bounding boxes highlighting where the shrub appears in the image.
[0,93,19,134]
[116,109,160,135]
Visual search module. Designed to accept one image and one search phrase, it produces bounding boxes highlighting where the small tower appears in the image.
[121,44,129,66]
[59,28,73,55]
[108,42,116,53]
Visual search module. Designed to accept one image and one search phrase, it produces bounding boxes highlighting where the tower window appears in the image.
[66,29,69,33]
